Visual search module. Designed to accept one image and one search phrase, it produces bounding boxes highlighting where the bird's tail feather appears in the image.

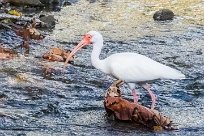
[162,67,185,80]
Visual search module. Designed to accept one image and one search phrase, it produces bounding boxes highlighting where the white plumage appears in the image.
[64,31,185,109]
[104,52,185,82]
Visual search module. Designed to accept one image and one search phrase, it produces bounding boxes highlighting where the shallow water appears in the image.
[0,0,204,136]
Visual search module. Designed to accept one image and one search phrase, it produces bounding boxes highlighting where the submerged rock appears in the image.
[153,9,174,21]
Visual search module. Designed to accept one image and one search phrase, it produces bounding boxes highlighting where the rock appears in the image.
[44,53,64,62]
[42,47,74,62]
[40,0,60,11]
[23,7,37,12]
[0,13,45,25]
[39,15,56,28]
[6,0,43,6]
[39,0,59,4]
[40,0,77,11]
[62,1,72,6]
[153,9,174,21]
[0,46,17,60]
[61,0,78,5]
[8,20,45,41]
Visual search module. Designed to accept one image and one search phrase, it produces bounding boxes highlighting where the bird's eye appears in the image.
[85,34,92,39]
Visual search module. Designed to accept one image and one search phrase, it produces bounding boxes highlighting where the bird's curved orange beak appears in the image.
[64,34,92,69]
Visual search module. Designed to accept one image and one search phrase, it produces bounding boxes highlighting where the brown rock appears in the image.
[11,21,45,41]
[0,46,17,60]
[42,47,74,62]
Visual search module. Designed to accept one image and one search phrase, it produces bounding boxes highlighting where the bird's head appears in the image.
[86,31,103,44]
[64,31,103,69]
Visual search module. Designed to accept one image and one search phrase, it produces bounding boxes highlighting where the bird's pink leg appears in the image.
[132,89,139,103]
[142,83,157,109]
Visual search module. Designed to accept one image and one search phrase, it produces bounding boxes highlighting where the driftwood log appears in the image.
[104,80,177,131]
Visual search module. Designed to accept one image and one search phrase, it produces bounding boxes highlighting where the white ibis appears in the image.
[64,31,185,109]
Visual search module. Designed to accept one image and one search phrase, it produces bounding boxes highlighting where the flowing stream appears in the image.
[0,0,204,135]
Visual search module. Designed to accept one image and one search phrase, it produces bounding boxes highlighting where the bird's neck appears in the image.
[91,41,108,74]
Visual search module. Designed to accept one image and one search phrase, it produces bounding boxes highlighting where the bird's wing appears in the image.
[106,53,185,82]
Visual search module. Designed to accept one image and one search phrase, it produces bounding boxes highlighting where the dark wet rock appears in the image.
[62,1,72,6]
[40,0,77,6]
[153,9,174,21]
[40,0,61,11]
[39,0,59,4]
[22,7,37,12]
[33,102,69,118]
[24,86,46,99]
[63,0,78,4]
[39,0,51,4]
[196,49,203,55]
[0,93,7,100]
[42,65,56,79]
[17,134,26,136]
[42,103,60,114]
[39,15,56,28]
[186,81,204,90]
[5,0,77,9]
[173,59,192,68]
[6,0,43,6]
